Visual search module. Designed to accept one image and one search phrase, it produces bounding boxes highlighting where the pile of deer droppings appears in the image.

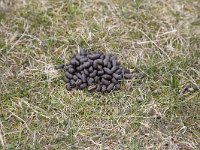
[56,49,132,92]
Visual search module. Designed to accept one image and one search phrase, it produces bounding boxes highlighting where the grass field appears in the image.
[0,0,199,149]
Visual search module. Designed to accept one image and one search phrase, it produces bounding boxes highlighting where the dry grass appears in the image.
[0,0,200,149]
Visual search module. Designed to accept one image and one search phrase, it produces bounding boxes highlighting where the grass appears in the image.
[0,0,199,149]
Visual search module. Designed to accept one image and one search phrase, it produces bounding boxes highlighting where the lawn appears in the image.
[0,0,199,149]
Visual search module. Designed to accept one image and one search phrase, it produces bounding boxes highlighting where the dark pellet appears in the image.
[107,83,114,92]
[88,78,94,85]
[88,53,101,59]
[113,73,121,80]
[112,59,117,66]
[84,69,89,75]
[79,83,87,89]
[81,74,87,82]
[90,70,97,78]
[65,72,73,79]
[93,59,103,68]
[111,78,118,84]
[94,76,100,83]
[68,68,75,73]
[98,70,104,76]
[88,66,93,72]
[64,76,69,83]
[76,73,82,79]
[83,62,91,68]
[80,57,88,63]
[96,84,101,92]
[70,79,76,86]
[111,66,117,73]
[73,75,78,80]
[103,59,109,66]
[101,78,110,86]
[70,58,77,65]
[107,62,112,69]
[104,68,113,74]
[102,74,112,80]
[115,68,122,74]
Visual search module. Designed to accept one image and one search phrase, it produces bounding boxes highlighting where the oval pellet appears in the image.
[111,66,117,73]
[101,78,110,86]
[82,62,91,68]
[64,76,70,83]
[107,83,114,92]
[98,70,104,76]
[94,76,100,83]
[88,78,94,85]
[88,53,101,59]
[65,72,73,79]
[79,83,87,89]
[76,73,82,79]
[81,74,87,82]
[102,74,112,80]
[103,59,109,66]
[73,75,78,80]
[88,66,93,73]
[107,62,112,69]
[70,58,77,65]
[115,68,122,75]
[104,68,113,75]
[70,79,76,86]
[96,84,101,92]
[111,59,117,67]
[113,73,121,80]
[68,68,75,73]
[80,57,88,63]
[93,59,103,68]
[84,69,89,75]
[111,77,118,84]
[90,70,97,78]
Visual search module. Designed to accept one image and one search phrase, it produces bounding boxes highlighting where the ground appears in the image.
[0,0,199,149]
